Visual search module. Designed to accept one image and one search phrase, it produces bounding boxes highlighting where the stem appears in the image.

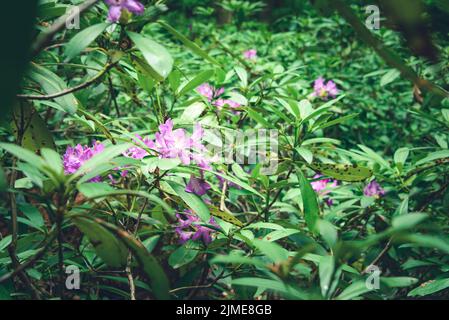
[17,62,116,100]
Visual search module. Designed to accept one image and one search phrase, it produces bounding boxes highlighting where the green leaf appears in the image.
[143,157,181,171]
[157,20,220,66]
[297,169,320,232]
[142,236,160,255]
[234,66,248,87]
[177,69,214,97]
[319,255,335,298]
[314,113,359,131]
[128,32,173,81]
[209,206,244,227]
[65,23,109,61]
[0,235,12,252]
[415,150,449,166]
[296,147,313,164]
[262,229,300,242]
[246,107,275,128]
[17,203,45,228]
[317,220,338,248]
[0,143,45,170]
[9,101,56,152]
[41,148,63,176]
[211,254,266,268]
[301,95,345,124]
[408,278,449,297]
[28,64,79,114]
[232,277,308,299]
[76,189,173,216]
[168,181,210,222]
[252,239,289,263]
[336,281,373,300]
[77,182,115,198]
[381,277,418,288]
[203,168,263,198]
[88,216,171,299]
[392,213,428,230]
[0,164,7,192]
[400,234,449,254]
[380,69,400,86]
[357,144,391,169]
[168,242,199,269]
[71,216,128,268]
[394,147,409,166]
[308,163,372,182]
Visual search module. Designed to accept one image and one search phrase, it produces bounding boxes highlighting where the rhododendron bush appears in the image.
[0,0,448,301]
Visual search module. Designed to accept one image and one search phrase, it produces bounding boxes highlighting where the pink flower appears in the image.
[311,174,338,206]
[63,141,105,181]
[175,212,219,245]
[153,119,212,170]
[243,49,257,60]
[364,180,385,197]
[186,174,211,196]
[154,119,191,164]
[105,0,145,23]
[197,83,224,101]
[123,134,154,159]
[311,77,339,100]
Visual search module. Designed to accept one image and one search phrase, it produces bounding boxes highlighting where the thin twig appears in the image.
[17,62,116,100]
[0,230,57,283]
[220,180,228,212]
[362,239,392,275]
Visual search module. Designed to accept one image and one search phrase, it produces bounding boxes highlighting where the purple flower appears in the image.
[153,119,213,171]
[123,134,154,159]
[363,180,385,198]
[105,0,144,23]
[175,212,218,245]
[311,174,337,195]
[154,119,192,165]
[216,171,241,190]
[196,83,224,101]
[311,77,339,100]
[311,174,338,206]
[63,141,104,174]
[63,141,105,180]
[186,174,211,196]
[243,49,257,60]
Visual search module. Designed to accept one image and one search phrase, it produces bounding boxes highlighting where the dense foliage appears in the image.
[0,0,449,300]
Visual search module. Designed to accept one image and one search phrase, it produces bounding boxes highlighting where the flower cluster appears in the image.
[123,134,154,159]
[63,119,212,182]
[197,83,241,111]
[243,49,257,60]
[105,0,144,23]
[311,174,338,206]
[63,142,105,182]
[175,211,218,245]
[311,77,339,100]
[363,180,385,198]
